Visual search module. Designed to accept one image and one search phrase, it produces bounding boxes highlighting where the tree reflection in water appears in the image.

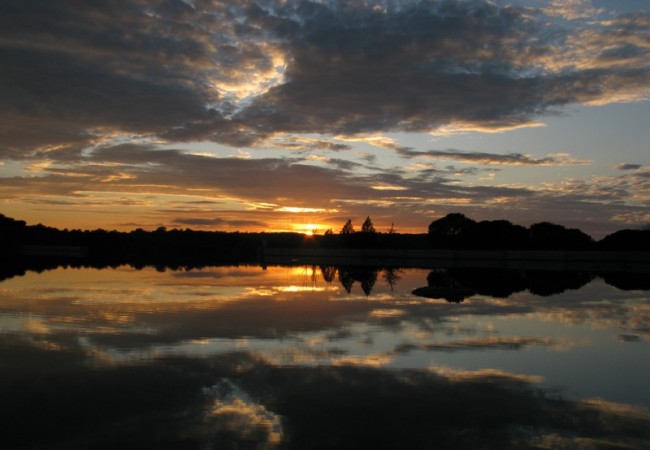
[316,265,643,300]
[326,266,379,295]
[320,266,400,295]
[413,269,602,302]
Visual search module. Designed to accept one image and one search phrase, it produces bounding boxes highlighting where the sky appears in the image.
[0,0,649,237]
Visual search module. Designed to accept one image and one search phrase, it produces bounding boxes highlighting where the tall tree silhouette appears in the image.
[361,216,376,233]
[340,219,355,234]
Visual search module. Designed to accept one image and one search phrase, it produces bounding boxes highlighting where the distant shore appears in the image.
[261,248,650,272]
[14,244,650,273]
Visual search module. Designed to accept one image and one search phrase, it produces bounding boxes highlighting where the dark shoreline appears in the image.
[261,248,650,272]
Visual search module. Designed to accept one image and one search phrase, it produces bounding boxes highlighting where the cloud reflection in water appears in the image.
[0,265,649,448]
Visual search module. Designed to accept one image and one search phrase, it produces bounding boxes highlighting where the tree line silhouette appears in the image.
[322,213,649,251]
[1,211,648,278]
[425,213,650,250]
[318,264,601,298]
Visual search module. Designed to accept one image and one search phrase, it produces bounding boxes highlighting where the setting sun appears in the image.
[295,223,322,236]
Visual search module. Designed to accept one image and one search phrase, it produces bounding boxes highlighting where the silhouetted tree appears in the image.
[0,214,27,251]
[428,213,475,236]
[428,213,476,248]
[361,216,376,233]
[465,220,529,249]
[529,222,594,250]
[340,219,355,234]
[0,213,26,230]
[598,228,650,251]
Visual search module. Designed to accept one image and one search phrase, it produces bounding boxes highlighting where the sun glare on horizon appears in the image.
[295,223,321,236]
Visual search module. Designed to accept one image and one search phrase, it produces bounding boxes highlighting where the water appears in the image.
[1,264,649,449]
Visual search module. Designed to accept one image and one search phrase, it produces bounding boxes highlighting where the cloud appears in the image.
[429,121,547,137]
[331,353,394,367]
[615,163,642,171]
[171,217,266,228]
[334,134,405,151]
[396,148,590,166]
[429,367,544,384]
[544,0,604,21]
[0,143,387,218]
[204,380,283,446]
[234,2,650,138]
[395,336,583,353]
[3,139,647,235]
[21,142,528,213]
[266,136,352,152]
[238,1,558,136]
[1,0,648,154]
[325,158,365,171]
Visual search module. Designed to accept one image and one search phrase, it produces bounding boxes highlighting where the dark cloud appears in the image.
[326,158,365,171]
[0,1,648,154]
[238,1,555,136]
[358,153,378,164]
[0,5,216,128]
[616,163,642,171]
[267,137,352,152]
[396,148,588,165]
[171,217,266,228]
[444,166,487,176]
[395,336,565,353]
[87,144,379,204]
[235,3,650,138]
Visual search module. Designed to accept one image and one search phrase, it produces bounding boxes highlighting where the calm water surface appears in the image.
[1,265,649,449]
